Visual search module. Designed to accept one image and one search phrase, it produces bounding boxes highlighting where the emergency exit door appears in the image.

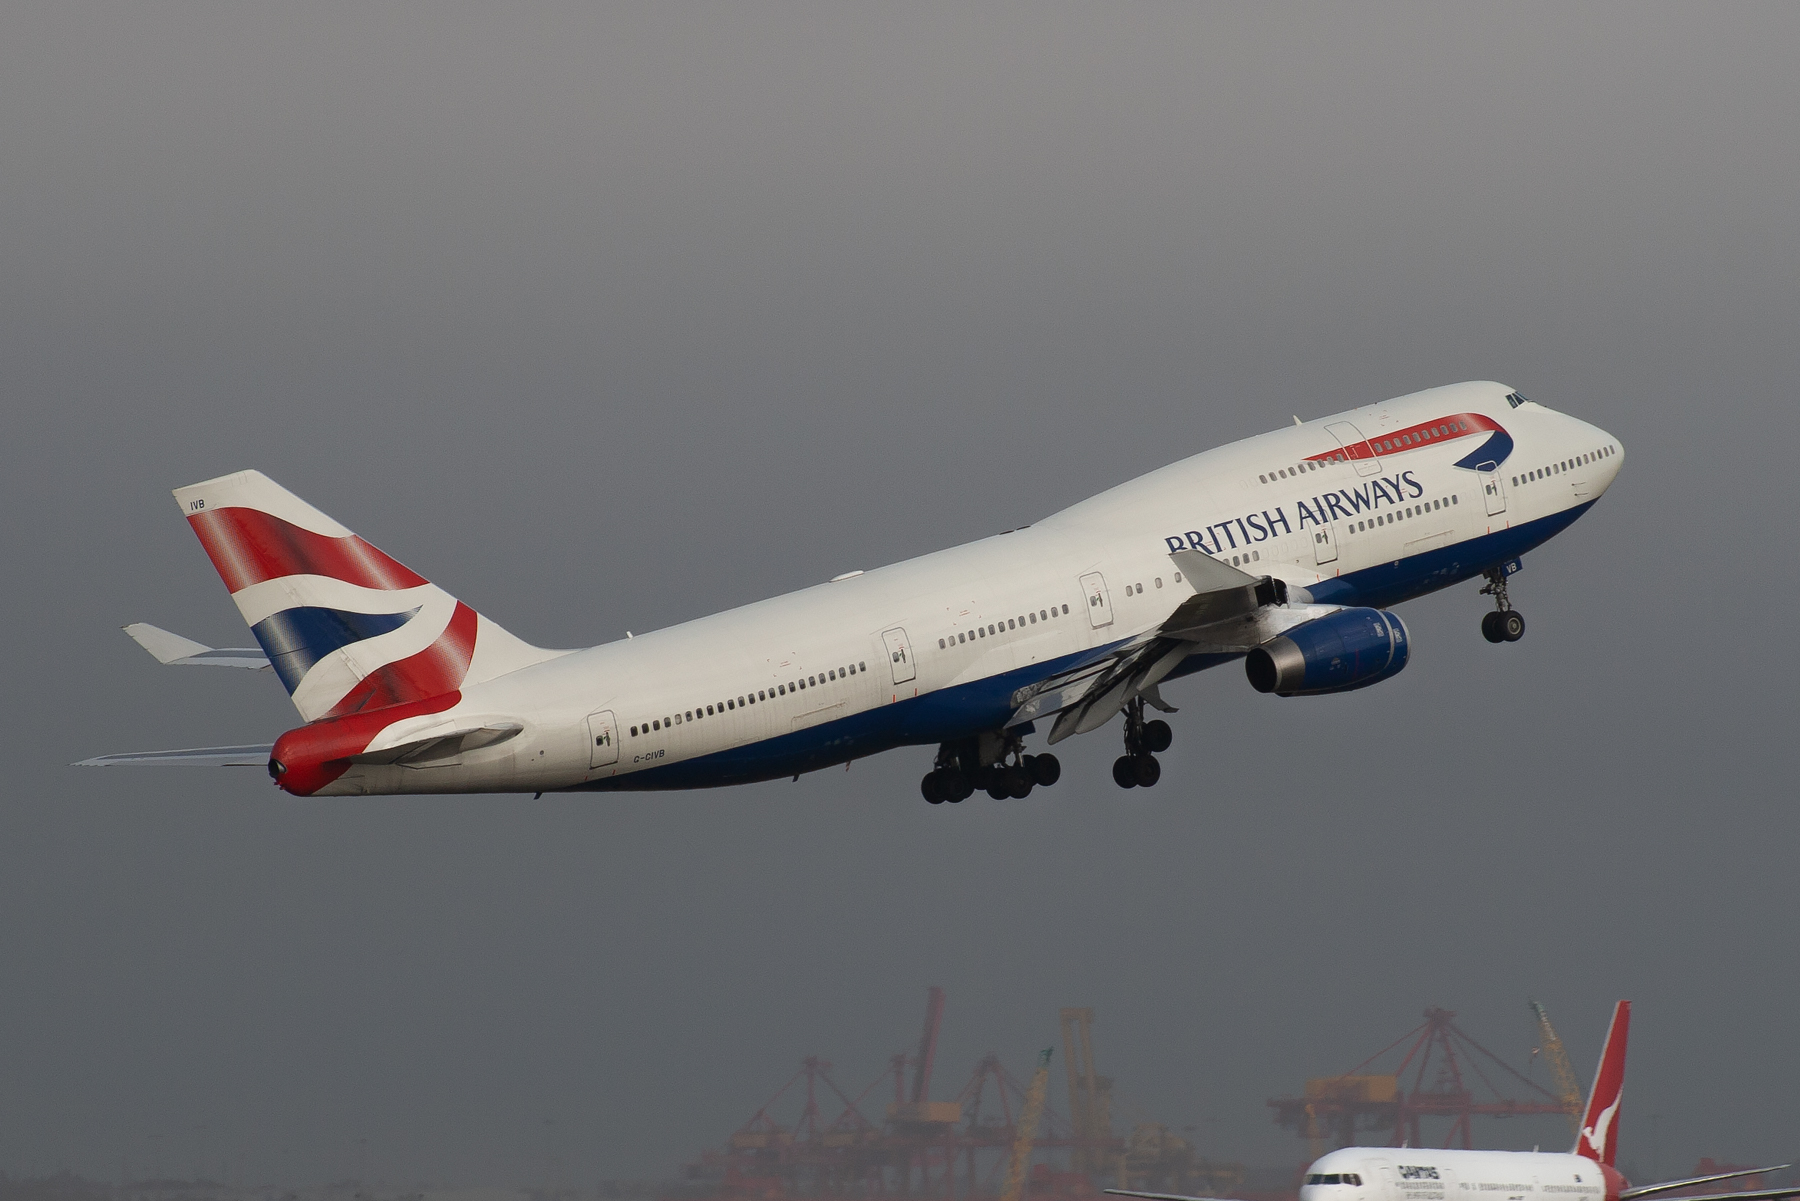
[1079,572,1114,628]
[1480,470,1508,516]
[586,710,619,768]
[881,627,916,684]
[1313,524,1339,565]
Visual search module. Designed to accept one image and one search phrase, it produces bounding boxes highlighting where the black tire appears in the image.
[1112,756,1138,789]
[1006,766,1034,799]
[1031,752,1062,787]
[1142,719,1173,754]
[986,781,1011,800]
[921,772,946,804]
[1133,754,1162,788]
[1501,610,1526,642]
[948,773,974,802]
[1481,611,1506,643]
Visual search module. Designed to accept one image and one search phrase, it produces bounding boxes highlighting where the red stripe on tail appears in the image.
[327,602,478,717]
[188,508,428,594]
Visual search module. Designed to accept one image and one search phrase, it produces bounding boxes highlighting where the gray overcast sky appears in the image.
[2,1,1797,1187]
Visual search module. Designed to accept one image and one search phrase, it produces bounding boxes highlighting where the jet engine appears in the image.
[1244,608,1409,696]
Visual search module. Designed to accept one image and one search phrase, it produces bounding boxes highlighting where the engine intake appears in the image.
[1245,608,1409,696]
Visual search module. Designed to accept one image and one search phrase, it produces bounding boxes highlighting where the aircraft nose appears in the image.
[1592,426,1624,491]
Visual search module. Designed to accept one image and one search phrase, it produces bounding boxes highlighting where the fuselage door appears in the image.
[881,627,917,684]
[586,709,619,768]
[1313,522,1339,565]
[1326,421,1383,477]
[1079,571,1114,629]
[1480,469,1507,516]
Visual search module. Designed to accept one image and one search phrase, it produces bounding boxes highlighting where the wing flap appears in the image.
[1011,551,1324,738]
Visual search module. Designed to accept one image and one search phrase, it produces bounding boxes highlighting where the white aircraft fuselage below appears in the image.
[87,380,1622,797]
[1300,1148,1618,1201]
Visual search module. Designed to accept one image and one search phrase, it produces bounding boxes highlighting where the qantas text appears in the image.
[1163,471,1425,555]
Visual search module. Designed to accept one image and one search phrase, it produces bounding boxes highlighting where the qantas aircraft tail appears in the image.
[1573,1000,1631,1164]
[173,470,559,722]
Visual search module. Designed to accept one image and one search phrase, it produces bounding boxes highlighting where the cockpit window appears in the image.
[1506,392,1529,408]
[1307,1175,1364,1186]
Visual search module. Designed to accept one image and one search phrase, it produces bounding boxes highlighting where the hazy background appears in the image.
[2,1,1796,1186]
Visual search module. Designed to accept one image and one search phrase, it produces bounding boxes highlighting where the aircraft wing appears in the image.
[74,745,273,767]
[124,622,270,670]
[1106,1189,1246,1201]
[1622,1169,1793,1201]
[1008,550,1327,742]
[1633,1188,1800,1201]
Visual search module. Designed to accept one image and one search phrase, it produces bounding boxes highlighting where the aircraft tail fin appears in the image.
[1573,1000,1631,1164]
[173,470,560,722]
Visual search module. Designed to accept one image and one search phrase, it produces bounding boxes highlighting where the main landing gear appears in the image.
[1111,697,1171,790]
[1478,566,1526,644]
[920,733,1061,804]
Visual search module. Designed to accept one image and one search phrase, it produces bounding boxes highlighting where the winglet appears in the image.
[1574,1000,1631,1164]
[123,623,270,670]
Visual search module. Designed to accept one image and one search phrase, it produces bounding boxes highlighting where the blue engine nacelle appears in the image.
[1244,608,1409,696]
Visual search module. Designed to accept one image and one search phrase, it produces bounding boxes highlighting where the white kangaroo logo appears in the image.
[1582,1092,1621,1159]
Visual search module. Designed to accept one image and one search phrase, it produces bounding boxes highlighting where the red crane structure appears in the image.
[1269,1007,1570,1151]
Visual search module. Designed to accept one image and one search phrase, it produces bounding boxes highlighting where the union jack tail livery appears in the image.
[174,470,552,723]
[1574,999,1630,1165]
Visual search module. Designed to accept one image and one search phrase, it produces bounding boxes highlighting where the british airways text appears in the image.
[1164,471,1425,555]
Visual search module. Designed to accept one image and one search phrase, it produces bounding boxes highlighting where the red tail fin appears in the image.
[1574,1000,1631,1164]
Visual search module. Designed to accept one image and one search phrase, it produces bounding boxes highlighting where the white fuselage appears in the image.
[322,380,1622,795]
[1301,1146,1618,1201]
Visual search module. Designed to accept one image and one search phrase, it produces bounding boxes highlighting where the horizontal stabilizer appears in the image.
[124,623,270,670]
[75,745,273,767]
[1623,1169,1794,1201]
[349,722,523,767]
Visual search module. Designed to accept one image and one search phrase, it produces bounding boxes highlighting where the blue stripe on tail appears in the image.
[252,606,420,693]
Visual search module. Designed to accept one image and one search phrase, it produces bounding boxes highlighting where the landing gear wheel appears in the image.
[1481,611,1506,643]
[1030,752,1062,787]
[1005,766,1034,799]
[1500,610,1526,642]
[1112,756,1138,789]
[1142,720,1172,754]
[1132,755,1162,788]
[921,772,946,804]
[946,772,973,803]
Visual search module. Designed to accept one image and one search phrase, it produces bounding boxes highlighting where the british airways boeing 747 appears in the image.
[81,380,1622,800]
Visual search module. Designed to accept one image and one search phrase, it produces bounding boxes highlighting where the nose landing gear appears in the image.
[1479,566,1526,643]
[1112,698,1170,789]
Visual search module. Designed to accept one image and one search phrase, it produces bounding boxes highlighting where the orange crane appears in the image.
[1530,1000,1583,1137]
[1060,1007,1116,1179]
[1001,1049,1053,1201]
